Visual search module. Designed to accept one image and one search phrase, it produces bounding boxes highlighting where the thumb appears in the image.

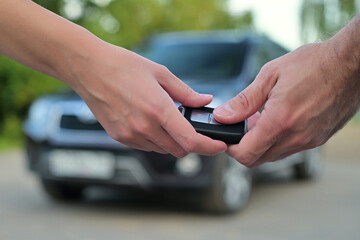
[158,68,212,107]
[213,65,278,124]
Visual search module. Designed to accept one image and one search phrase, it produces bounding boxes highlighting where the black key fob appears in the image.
[179,105,247,144]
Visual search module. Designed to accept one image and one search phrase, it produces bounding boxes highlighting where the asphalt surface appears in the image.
[0,124,359,240]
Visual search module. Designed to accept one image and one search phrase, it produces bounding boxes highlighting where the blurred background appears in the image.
[0,0,360,239]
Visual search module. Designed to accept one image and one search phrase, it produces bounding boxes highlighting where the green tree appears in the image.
[35,0,252,47]
[0,56,66,148]
[301,0,359,43]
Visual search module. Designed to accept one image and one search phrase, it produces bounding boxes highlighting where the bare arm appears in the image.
[0,0,227,157]
[213,14,360,167]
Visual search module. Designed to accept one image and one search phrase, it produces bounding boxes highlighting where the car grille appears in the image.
[60,115,104,131]
[144,152,177,173]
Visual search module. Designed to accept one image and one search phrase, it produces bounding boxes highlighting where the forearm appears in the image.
[0,0,100,85]
[324,14,360,129]
[328,14,360,83]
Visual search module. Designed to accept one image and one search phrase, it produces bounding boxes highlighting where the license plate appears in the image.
[48,150,115,180]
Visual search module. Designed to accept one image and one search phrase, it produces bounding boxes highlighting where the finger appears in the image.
[123,137,167,154]
[143,139,168,154]
[248,134,311,168]
[157,67,213,107]
[149,126,188,158]
[247,111,261,130]
[121,142,151,152]
[162,104,227,156]
[213,63,278,124]
[273,144,313,162]
[249,147,306,168]
[226,109,280,166]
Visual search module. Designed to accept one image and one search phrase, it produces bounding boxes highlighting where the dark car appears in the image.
[24,31,322,213]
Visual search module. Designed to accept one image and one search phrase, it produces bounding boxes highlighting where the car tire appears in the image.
[202,154,252,214]
[294,147,323,180]
[41,179,84,201]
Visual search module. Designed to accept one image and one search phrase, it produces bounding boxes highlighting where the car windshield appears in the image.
[148,42,246,81]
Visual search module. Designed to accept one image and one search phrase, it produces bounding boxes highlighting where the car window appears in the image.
[148,42,247,81]
[252,43,272,75]
[252,41,288,76]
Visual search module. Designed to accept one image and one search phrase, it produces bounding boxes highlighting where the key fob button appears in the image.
[208,114,221,125]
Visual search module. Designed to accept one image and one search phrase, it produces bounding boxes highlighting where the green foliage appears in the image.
[0,0,252,149]
[0,115,23,151]
[36,0,252,48]
[0,56,66,150]
[352,111,360,124]
[301,0,359,43]
[0,56,66,134]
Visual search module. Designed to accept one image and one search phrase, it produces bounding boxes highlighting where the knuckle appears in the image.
[133,121,152,137]
[318,138,328,146]
[107,127,123,142]
[168,144,188,158]
[175,150,188,158]
[145,103,164,121]
[232,152,256,167]
[243,160,256,168]
[260,61,276,76]
[155,64,170,78]
[257,61,279,86]
[293,134,311,148]
[183,140,198,153]
[263,110,293,140]
[309,138,325,148]
[109,129,135,143]
[308,142,318,149]
[233,92,250,110]
[248,163,259,169]
[121,129,136,142]
[108,131,121,142]
[277,112,294,133]
[159,64,169,72]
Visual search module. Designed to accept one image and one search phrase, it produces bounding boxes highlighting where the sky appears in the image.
[228,0,303,50]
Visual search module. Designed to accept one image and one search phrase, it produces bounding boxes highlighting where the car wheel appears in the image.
[202,154,252,214]
[41,179,84,201]
[294,147,323,180]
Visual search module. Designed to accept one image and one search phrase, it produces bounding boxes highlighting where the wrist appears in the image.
[51,27,103,88]
[323,16,360,114]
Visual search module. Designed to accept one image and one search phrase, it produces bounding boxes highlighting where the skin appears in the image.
[214,15,360,168]
[0,0,227,157]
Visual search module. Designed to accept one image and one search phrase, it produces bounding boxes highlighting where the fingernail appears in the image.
[214,103,234,117]
[200,94,213,99]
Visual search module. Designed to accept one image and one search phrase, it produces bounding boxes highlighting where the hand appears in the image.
[68,42,227,157]
[213,39,360,167]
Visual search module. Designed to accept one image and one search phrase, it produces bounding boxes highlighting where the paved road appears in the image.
[0,124,359,240]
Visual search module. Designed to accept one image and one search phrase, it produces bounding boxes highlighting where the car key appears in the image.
[179,105,247,144]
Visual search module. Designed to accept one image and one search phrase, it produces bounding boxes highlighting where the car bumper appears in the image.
[25,137,215,190]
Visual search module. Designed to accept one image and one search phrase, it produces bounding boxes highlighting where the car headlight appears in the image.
[28,98,53,124]
[24,98,55,141]
[175,153,202,177]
